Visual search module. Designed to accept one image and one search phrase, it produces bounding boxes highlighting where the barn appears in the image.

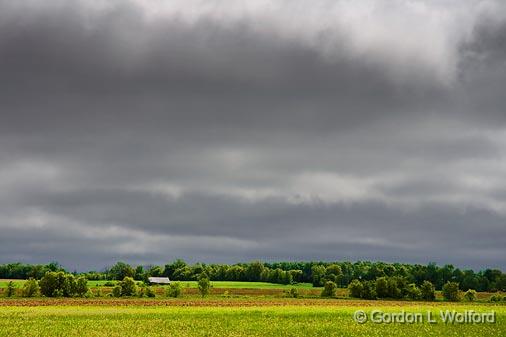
[148,277,171,285]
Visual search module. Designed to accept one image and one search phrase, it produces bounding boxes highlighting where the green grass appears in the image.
[0,280,24,287]
[177,281,316,289]
[0,303,503,337]
[1,279,316,289]
[88,280,317,289]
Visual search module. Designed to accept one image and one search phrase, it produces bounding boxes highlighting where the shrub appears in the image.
[463,289,477,302]
[321,281,337,298]
[489,293,502,302]
[61,274,76,297]
[120,277,137,296]
[5,281,16,297]
[166,282,183,298]
[145,287,156,298]
[75,277,88,297]
[198,275,211,297]
[285,288,299,298]
[348,280,363,298]
[95,288,102,297]
[39,272,58,297]
[405,283,421,300]
[137,286,145,297]
[84,290,94,298]
[39,271,81,297]
[112,285,122,297]
[442,282,461,302]
[22,279,39,297]
[420,281,436,301]
[104,281,116,287]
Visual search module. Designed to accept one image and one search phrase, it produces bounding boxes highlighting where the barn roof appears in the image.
[148,277,171,284]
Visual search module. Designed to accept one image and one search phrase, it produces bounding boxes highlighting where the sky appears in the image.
[1,0,506,271]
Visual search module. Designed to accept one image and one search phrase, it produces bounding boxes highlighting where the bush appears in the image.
[84,290,94,298]
[39,271,81,297]
[5,281,16,297]
[22,279,39,297]
[442,282,461,302]
[405,283,421,300]
[420,281,436,301]
[61,274,76,297]
[75,277,88,297]
[112,285,122,297]
[489,293,506,302]
[463,289,477,302]
[166,282,183,298]
[137,286,145,297]
[321,281,337,298]
[120,277,137,296]
[285,287,299,298]
[104,281,116,287]
[39,272,58,297]
[95,288,102,297]
[198,275,211,297]
[348,280,363,298]
[145,287,156,298]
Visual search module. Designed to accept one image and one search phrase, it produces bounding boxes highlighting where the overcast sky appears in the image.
[1,0,506,271]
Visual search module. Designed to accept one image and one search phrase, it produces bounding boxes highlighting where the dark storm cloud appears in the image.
[0,0,505,270]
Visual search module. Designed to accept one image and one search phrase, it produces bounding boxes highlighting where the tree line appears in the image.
[1,260,505,292]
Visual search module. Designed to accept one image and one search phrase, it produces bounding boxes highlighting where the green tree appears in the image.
[325,264,342,284]
[75,276,88,297]
[39,272,58,297]
[420,281,436,301]
[348,279,363,298]
[375,277,389,298]
[311,265,326,287]
[108,262,135,281]
[112,285,121,297]
[145,287,156,298]
[245,261,265,282]
[197,275,211,297]
[320,281,337,298]
[5,281,16,297]
[61,273,76,297]
[22,279,39,297]
[361,281,377,299]
[405,283,421,300]
[166,282,183,298]
[442,281,461,302]
[120,277,137,296]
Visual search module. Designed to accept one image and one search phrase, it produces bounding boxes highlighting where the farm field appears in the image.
[87,280,317,289]
[0,301,503,337]
[1,279,315,289]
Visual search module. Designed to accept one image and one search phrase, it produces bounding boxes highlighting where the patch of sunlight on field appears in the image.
[0,304,504,337]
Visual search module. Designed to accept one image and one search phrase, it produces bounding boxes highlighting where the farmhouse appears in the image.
[148,277,171,285]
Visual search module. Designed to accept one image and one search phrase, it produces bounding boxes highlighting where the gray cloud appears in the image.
[0,0,505,270]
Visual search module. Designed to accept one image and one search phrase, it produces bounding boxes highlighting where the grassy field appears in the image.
[87,280,317,289]
[0,302,503,337]
[1,279,316,289]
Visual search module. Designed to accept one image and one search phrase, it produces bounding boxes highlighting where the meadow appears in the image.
[0,302,503,337]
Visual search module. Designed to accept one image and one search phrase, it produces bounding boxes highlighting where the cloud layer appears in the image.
[1,0,506,270]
